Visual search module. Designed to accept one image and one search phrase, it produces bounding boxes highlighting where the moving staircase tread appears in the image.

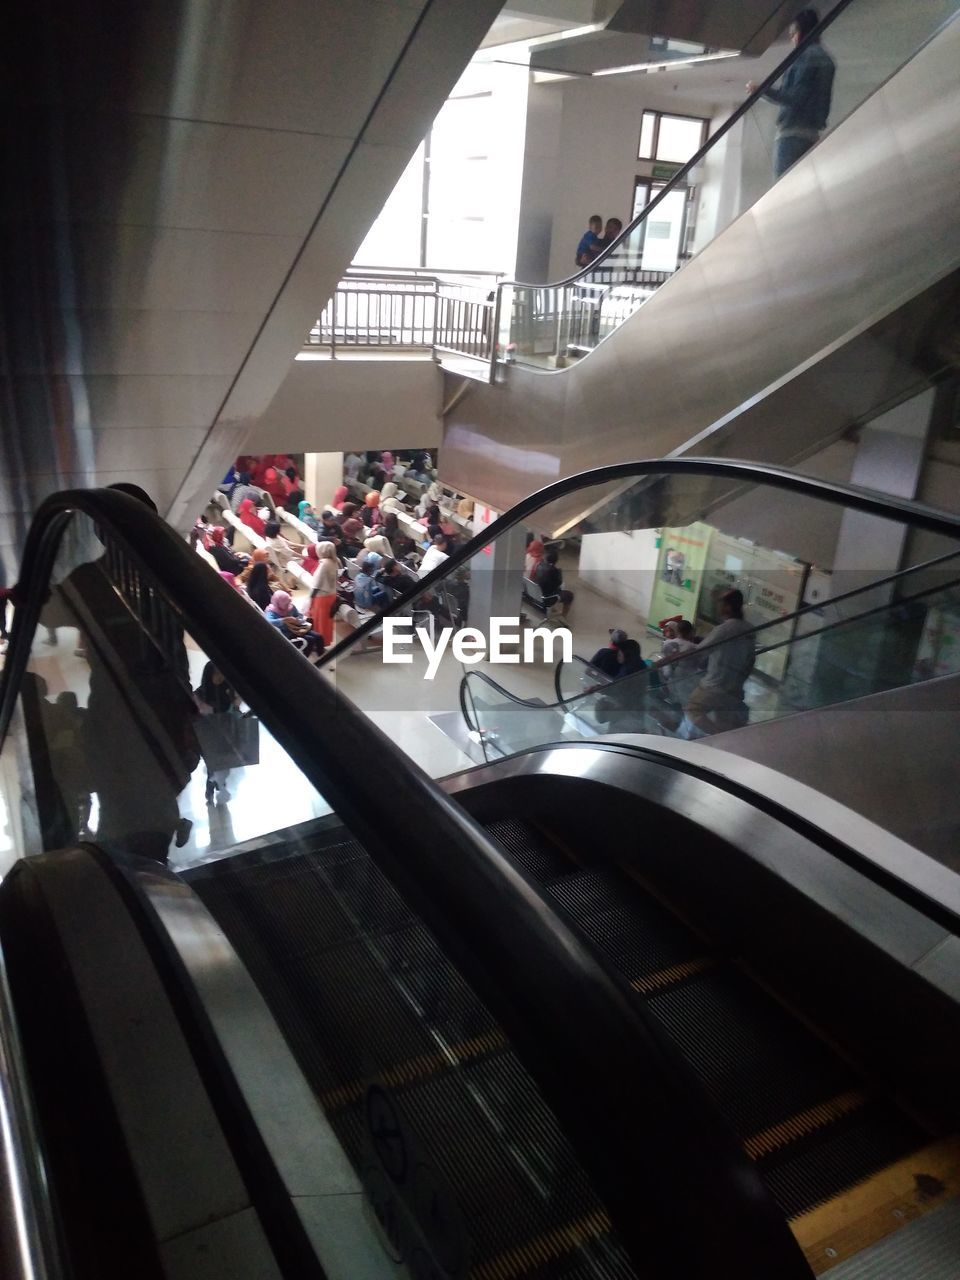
[759,1104,930,1222]
[191,837,628,1276]
[644,969,860,1136]
[482,817,930,1222]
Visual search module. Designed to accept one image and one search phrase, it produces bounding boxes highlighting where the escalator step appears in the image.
[486,819,574,883]
[760,1103,928,1221]
[478,815,930,1224]
[645,969,858,1138]
[548,887,705,986]
[191,839,634,1277]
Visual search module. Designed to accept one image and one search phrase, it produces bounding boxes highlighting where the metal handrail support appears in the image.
[0,945,62,1280]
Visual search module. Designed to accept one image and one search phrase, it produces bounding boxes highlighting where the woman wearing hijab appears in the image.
[237,496,266,539]
[238,551,281,610]
[339,501,360,525]
[525,538,545,579]
[261,467,286,505]
[380,450,395,472]
[363,489,383,530]
[297,500,321,532]
[379,482,407,516]
[265,590,325,661]
[208,526,248,575]
[362,533,393,559]
[309,542,339,646]
[416,481,443,517]
[340,517,365,556]
[319,508,342,542]
[283,480,306,514]
[332,484,348,510]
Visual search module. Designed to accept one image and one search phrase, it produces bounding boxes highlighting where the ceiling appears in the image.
[0,0,504,565]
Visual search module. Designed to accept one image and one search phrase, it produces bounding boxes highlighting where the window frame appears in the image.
[637,110,709,163]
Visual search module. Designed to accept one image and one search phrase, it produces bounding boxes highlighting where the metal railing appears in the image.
[305,270,499,360]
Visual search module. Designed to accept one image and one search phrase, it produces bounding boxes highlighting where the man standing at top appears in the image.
[748,8,835,178]
[684,589,755,734]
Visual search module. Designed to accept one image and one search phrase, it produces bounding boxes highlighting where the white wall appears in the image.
[246,358,443,454]
[542,76,727,281]
[515,82,564,283]
[578,527,660,622]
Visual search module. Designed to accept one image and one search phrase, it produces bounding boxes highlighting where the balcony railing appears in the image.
[304,267,501,361]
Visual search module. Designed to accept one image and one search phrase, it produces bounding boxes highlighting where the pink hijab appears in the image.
[333,485,348,509]
[269,590,294,616]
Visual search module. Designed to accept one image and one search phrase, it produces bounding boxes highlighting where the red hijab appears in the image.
[333,485,348,509]
[238,498,266,538]
[301,544,322,576]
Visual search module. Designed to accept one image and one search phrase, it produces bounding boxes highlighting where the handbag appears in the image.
[195,710,260,770]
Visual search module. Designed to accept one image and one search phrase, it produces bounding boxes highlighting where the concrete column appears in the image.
[805,388,936,703]
[304,451,344,510]
[832,387,936,607]
[467,523,529,637]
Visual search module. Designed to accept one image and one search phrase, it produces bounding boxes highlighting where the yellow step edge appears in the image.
[745,1089,867,1160]
[318,1028,508,1112]
[790,1135,960,1275]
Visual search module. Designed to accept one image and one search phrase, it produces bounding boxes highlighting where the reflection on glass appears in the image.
[654,113,707,163]
[324,468,960,861]
[501,0,960,369]
[0,512,334,868]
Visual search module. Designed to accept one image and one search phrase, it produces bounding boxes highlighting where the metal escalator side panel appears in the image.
[442,743,960,1132]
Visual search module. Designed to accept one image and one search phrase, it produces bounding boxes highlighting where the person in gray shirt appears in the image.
[748,8,835,178]
[685,589,755,734]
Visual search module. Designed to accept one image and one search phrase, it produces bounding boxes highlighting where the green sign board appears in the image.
[652,161,683,181]
[648,523,713,631]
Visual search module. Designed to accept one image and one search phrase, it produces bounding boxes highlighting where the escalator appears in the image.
[460,537,960,760]
[0,479,958,1278]
[439,0,960,514]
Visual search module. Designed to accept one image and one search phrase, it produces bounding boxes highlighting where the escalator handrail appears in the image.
[323,455,960,665]
[0,488,815,1280]
[497,0,857,294]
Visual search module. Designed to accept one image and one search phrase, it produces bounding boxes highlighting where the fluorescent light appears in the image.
[533,70,575,83]
[594,50,740,77]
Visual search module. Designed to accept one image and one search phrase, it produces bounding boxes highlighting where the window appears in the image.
[638,111,709,164]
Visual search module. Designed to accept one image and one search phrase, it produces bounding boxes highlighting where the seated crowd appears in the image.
[202,453,755,739]
[196,450,474,663]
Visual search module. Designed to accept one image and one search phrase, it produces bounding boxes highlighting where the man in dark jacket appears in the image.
[748,8,835,177]
[589,628,628,679]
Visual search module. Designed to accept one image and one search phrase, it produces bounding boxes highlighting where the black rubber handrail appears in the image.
[0,487,815,1280]
[321,456,960,664]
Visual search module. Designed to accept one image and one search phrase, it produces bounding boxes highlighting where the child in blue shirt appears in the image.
[575,215,603,266]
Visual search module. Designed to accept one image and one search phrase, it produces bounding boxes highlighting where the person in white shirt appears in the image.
[418,534,449,579]
[684,590,755,733]
[655,619,700,705]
